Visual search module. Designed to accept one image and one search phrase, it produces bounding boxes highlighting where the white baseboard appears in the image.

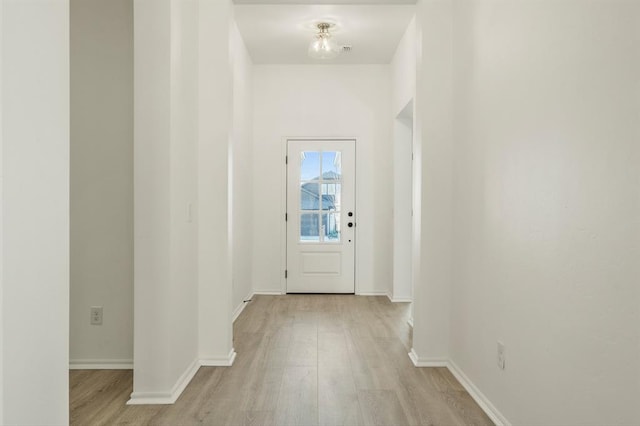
[386,293,412,303]
[252,290,283,295]
[127,358,200,405]
[199,348,237,367]
[447,360,511,426]
[126,349,237,406]
[407,350,510,426]
[69,359,133,370]
[357,291,388,296]
[408,349,448,367]
[233,291,254,322]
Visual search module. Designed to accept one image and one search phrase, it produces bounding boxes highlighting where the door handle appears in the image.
[348,222,354,228]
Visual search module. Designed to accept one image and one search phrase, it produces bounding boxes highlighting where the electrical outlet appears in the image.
[90,306,103,325]
[497,341,506,370]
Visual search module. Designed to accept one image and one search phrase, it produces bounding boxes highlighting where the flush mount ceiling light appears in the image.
[308,22,341,60]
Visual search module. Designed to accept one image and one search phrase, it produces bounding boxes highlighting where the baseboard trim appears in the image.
[386,293,412,303]
[199,348,237,367]
[357,291,388,296]
[127,358,200,405]
[407,350,510,426]
[408,349,448,367]
[233,291,254,323]
[447,360,510,426]
[252,291,283,295]
[69,359,133,370]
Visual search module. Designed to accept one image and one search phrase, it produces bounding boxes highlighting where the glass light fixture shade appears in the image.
[308,25,341,59]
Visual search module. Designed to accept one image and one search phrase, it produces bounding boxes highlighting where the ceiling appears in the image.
[234,4,416,64]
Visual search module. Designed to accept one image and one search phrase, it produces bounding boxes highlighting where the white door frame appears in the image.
[280,137,359,295]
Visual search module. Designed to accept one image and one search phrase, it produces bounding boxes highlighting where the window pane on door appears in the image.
[323,212,341,242]
[300,213,320,242]
[322,183,341,211]
[322,151,341,180]
[301,152,321,181]
[301,183,320,210]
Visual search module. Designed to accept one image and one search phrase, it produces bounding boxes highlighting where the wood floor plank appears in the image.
[70,294,494,426]
[275,366,318,426]
[358,389,411,426]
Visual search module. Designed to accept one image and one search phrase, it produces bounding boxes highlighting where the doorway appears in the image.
[286,139,356,293]
[392,101,414,303]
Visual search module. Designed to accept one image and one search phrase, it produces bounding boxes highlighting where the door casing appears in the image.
[280,137,359,294]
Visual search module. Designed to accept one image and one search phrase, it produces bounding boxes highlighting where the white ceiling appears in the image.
[234,4,416,64]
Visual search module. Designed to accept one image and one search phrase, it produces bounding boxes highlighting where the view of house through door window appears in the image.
[300,151,342,243]
[287,140,356,293]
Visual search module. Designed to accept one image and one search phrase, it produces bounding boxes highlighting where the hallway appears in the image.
[70,295,492,425]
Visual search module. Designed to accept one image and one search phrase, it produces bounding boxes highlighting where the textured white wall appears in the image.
[70,0,134,368]
[252,65,392,295]
[2,0,70,423]
[231,22,254,314]
[449,1,640,424]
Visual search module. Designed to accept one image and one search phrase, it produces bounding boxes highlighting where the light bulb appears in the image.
[308,24,341,59]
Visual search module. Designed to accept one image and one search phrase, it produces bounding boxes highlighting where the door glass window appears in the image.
[300,152,321,181]
[299,151,342,243]
[300,183,320,210]
[300,213,320,242]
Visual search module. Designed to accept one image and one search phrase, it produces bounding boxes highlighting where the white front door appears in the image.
[286,139,356,293]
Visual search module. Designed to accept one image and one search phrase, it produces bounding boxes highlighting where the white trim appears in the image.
[69,359,133,370]
[357,291,388,296]
[281,137,288,294]
[252,290,283,296]
[199,348,237,367]
[447,360,511,426]
[232,291,254,322]
[408,349,448,367]
[127,358,200,405]
[407,317,414,328]
[386,293,412,303]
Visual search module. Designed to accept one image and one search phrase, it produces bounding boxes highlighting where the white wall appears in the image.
[1,0,5,419]
[391,16,416,117]
[252,65,392,295]
[2,0,70,423]
[392,113,413,302]
[391,17,417,303]
[411,0,454,363]
[0,0,4,418]
[231,22,254,314]
[448,1,640,424]
[131,0,200,402]
[168,0,199,389]
[197,0,235,366]
[70,0,134,368]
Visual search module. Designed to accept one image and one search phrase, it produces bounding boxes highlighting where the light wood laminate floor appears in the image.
[70,295,493,425]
